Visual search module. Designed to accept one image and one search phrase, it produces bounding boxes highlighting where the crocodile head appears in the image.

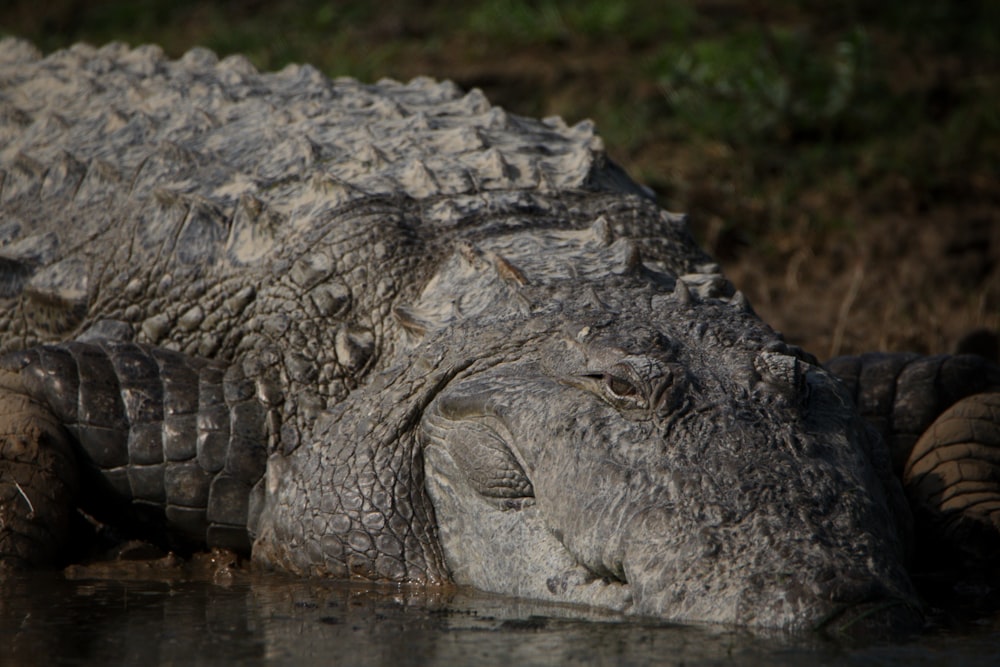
[409,224,920,634]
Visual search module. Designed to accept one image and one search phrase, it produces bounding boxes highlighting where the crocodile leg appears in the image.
[0,341,278,564]
[0,373,79,569]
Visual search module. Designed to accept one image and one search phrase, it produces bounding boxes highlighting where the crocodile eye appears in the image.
[570,361,652,411]
[604,373,639,400]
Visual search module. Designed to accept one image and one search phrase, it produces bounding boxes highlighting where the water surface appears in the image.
[2,567,999,666]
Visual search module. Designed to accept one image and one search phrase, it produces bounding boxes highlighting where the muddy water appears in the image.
[2,569,999,666]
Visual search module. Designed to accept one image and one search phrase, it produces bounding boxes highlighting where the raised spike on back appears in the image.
[672,277,694,306]
[0,37,41,64]
[589,216,613,246]
[226,194,279,265]
[73,159,122,204]
[609,238,641,275]
[23,257,90,335]
[729,290,753,314]
[40,151,87,200]
[175,196,230,265]
[0,38,710,367]
[398,159,440,199]
[1,153,46,203]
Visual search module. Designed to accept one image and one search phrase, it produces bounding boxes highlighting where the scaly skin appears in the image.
[825,352,1000,476]
[0,38,996,635]
[825,353,1000,577]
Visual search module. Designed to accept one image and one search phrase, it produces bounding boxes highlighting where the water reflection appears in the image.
[2,568,999,666]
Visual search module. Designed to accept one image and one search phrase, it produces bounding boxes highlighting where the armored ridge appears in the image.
[0,37,706,413]
[0,38,998,635]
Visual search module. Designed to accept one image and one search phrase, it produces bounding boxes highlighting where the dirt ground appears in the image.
[719,208,999,360]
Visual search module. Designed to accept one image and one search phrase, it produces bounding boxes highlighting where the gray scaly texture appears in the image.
[0,38,975,635]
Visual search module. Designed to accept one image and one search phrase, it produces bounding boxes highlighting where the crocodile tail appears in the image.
[1,341,277,553]
[825,352,1000,476]
[903,391,1000,573]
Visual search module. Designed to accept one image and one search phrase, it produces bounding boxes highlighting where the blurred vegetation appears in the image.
[1,0,997,257]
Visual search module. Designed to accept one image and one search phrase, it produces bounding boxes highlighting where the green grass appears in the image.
[463,0,691,44]
[657,26,880,145]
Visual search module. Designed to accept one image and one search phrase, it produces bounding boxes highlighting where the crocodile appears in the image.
[1,38,998,635]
